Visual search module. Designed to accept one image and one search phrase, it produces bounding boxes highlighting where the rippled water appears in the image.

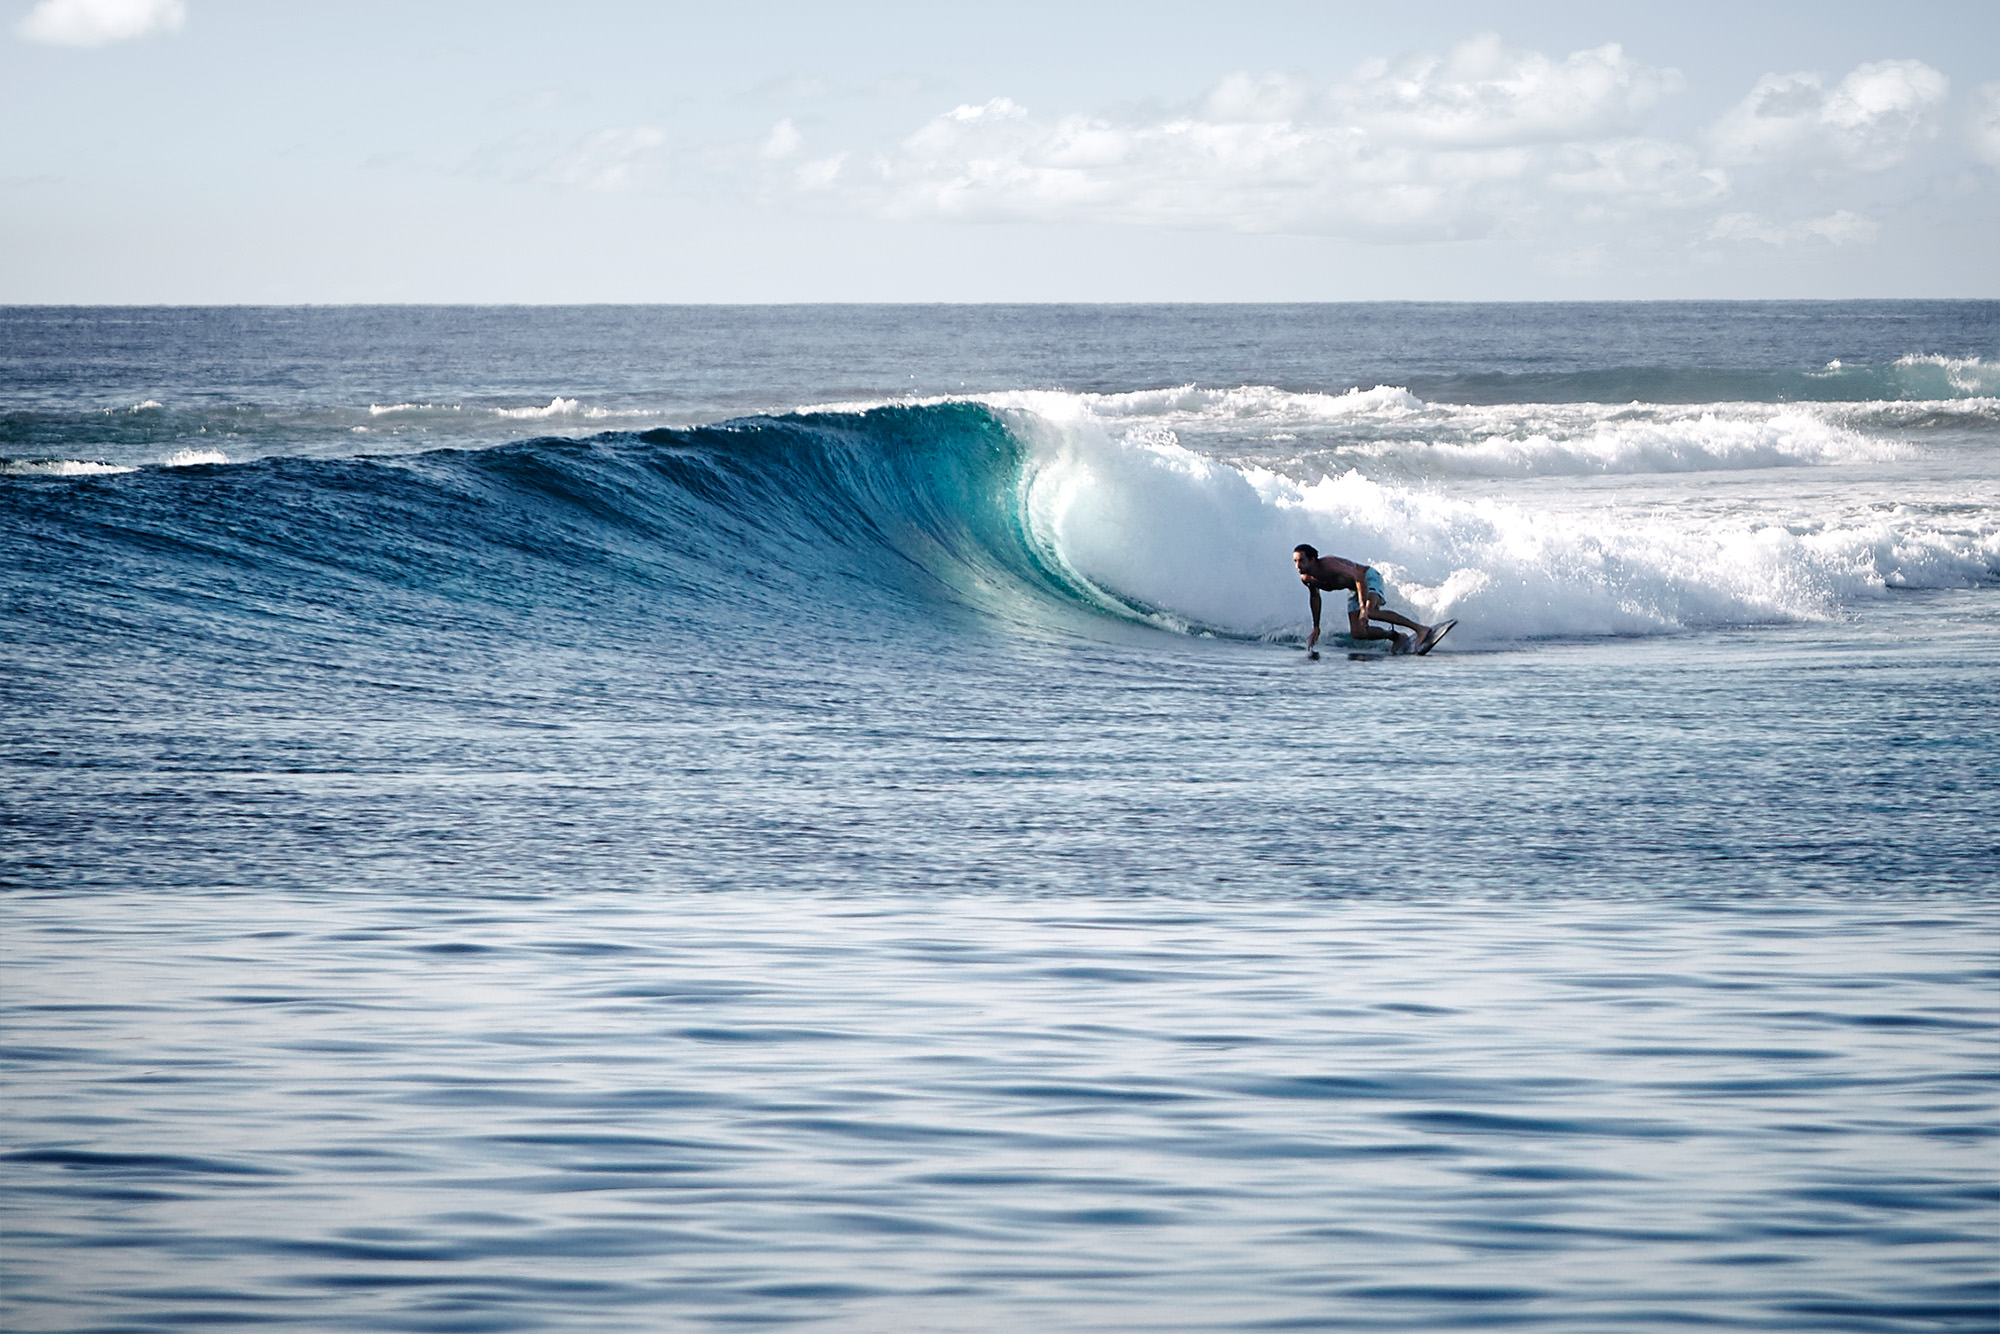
[6,889,1995,1332]
[8,601,1997,1331]
[4,304,1997,1331]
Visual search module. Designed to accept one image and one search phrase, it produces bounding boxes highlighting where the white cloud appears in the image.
[1546,138,1726,206]
[1707,59,1949,170]
[1971,82,2000,168]
[17,0,184,46]
[548,126,667,191]
[949,97,1028,124]
[772,37,1979,257]
[1331,35,1681,146]
[1706,209,1879,246]
[796,153,847,190]
[753,74,829,104]
[761,119,803,161]
[859,37,1685,240]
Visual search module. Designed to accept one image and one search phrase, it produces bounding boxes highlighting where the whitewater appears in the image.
[983,385,1998,638]
[3,303,1996,1333]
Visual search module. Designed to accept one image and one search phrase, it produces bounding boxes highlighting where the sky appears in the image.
[3,0,1997,302]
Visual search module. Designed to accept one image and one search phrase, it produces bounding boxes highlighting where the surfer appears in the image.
[1293,544,1448,655]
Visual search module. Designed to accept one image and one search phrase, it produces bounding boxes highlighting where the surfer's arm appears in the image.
[1306,587,1321,647]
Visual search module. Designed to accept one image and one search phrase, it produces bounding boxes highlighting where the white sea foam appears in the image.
[163,448,228,466]
[1344,404,1906,475]
[372,397,618,422]
[796,385,1422,429]
[1008,408,1998,643]
[2,458,136,476]
[369,401,494,418]
[496,396,609,420]
[794,392,956,416]
[779,389,1991,640]
[1071,388,1906,475]
[1828,397,2000,430]
[990,384,1426,424]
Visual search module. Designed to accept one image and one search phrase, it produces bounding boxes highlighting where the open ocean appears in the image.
[3,303,1997,1332]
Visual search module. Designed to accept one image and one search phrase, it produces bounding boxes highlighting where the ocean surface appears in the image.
[3,303,1997,1332]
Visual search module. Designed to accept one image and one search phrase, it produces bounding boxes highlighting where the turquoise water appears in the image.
[3,304,1997,1331]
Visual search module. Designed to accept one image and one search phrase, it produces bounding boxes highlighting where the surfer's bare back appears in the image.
[1293,544,1440,654]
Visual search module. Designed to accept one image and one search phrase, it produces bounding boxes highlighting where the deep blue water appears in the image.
[3,304,1997,1332]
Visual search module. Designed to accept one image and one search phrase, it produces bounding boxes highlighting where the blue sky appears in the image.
[4,0,1996,301]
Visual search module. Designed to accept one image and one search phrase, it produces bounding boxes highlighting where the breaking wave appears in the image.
[1015,411,1996,641]
[7,400,1994,653]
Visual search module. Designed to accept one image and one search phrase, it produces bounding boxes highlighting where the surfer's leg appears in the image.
[1355,590,1428,638]
[1351,576,1422,643]
[1369,606,1427,633]
[1347,610,1398,641]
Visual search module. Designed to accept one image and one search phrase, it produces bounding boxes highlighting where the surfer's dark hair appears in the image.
[1293,544,1318,561]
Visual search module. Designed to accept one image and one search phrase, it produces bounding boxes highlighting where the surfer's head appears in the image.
[1292,543,1318,571]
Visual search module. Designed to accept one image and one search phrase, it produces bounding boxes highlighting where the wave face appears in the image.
[2,406,1113,670]
[9,392,1997,656]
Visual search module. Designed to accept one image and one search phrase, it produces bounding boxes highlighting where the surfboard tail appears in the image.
[1416,620,1457,655]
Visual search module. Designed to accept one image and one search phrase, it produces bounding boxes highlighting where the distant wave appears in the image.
[368,402,459,416]
[369,398,633,422]
[163,448,228,467]
[496,396,599,420]
[1400,355,2000,405]
[1,458,136,477]
[2,448,228,475]
[1337,403,1910,476]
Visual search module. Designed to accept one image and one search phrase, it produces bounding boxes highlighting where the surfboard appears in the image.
[1415,620,1457,655]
